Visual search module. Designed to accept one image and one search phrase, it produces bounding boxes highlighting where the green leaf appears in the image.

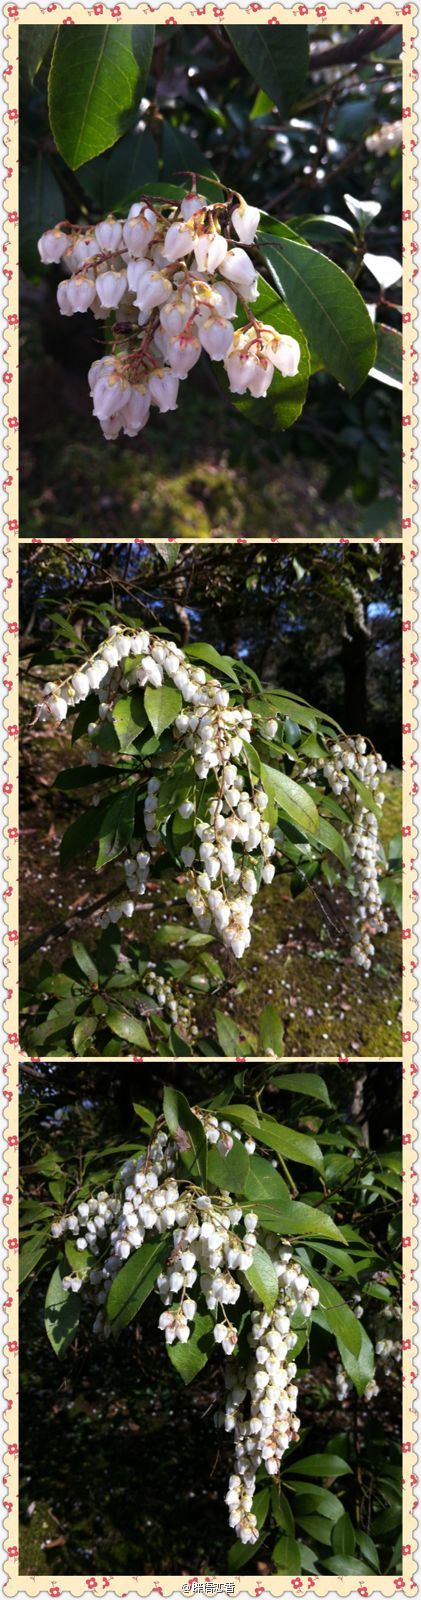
[287,1454,352,1480]
[356,1531,380,1572]
[215,1010,241,1056]
[262,239,376,395]
[167,1307,215,1383]
[271,1487,295,1536]
[60,800,105,867]
[133,1102,155,1129]
[20,155,65,277]
[370,324,402,391]
[243,1154,289,1208]
[105,1006,150,1051]
[292,213,355,244]
[253,1200,345,1244]
[233,275,310,431]
[262,765,319,836]
[337,1322,375,1398]
[317,816,351,869]
[259,1003,284,1057]
[48,24,154,169]
[207,1140,250,1196]
[288,1483,344,1522]
[324,1557,375,1577]
[70,940,98,985]
[73,1016,98,1054]
[244,1242,279,1313]
[106,1236,170,1333]
[96,786,137,868]
[331,1513,356,1557]
[54,765,118,791]
[344,194,381,231]
[306,1266,363,1358]
[226,1107,323,1173]
[296,1514,332,1547]
[19,1233,50,1286]
[163,1087,208,1186]
[44,1262,80,1359]
[156,542,181,572]
[112,692,148,751]
[144,684,182,738]
[64,1240,97,1282]
[273,1535,302,1574]
[271,1072,331,1106]
[185,643,241,684]
[227,25,309,115]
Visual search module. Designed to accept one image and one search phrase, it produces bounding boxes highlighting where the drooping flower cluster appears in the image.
[302,734,388,971]
[222,1246,319,1544]
[50,1109,319,1543]
[38,187,301,439]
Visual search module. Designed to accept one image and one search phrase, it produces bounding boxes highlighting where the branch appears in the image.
[309,25,401,70]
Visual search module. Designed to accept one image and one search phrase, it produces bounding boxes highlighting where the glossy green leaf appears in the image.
[144,684,182,737]
[49,25,155,169]
[70,940,98,985]
[273,1535,302,1574]
[112,692,148,751]
[106,1236,170,1332]
[163,1087,208,1185]
[96,786,137,868]
[105,1006,150,1051]
[253,1200,345,1243]
[185,643,241,684]
[244,1242,279,1312]
[44,1262,80,1358]
[337,1321,375,1398]
[370,323,402,390]
[226,1107,323,1172]
[259,1003,284,1057]
[215,1010,242,1057]
[262,239,376,395]
[243,1154,290,1207]
[331,1513,356,1557]
[19,1233,50,1286]
[287,1454,352,1479]
[207,1139,250,1196]
[271,1072,331,1106]
[227,25,309,115]
[167,1307,215,1383]
[262,765,319,836]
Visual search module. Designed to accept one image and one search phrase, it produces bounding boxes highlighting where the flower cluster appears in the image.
[38,188,300,440]
[50,1109,319,1544]
[36,624,277,960]
[223,1247,319,1544]
[302,734,388,971]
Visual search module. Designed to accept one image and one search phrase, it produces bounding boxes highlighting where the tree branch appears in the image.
[309,25,401,70]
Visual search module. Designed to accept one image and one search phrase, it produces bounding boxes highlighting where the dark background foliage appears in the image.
[20,23,402,537]
[19,1060,402,1577]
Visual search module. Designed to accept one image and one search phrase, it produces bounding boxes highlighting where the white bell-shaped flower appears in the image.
[38,227,69,264]
[232,199,260,245]
[122,206,157,257]
[66,234,98,271]
[148,368,179,412]
[260,326,301,378]
[197,312,233,361]
[66,273,97,314]
[96,269,128,309]
[134,268,173,314]
[180,192,207,221]
[119,387,151,436]
[162,219,195,263]
[56,279,74,317]
[160,287,195,336]
[95,217,123,253]
[220,248,258,300]
[90,363,132,422]
[193,228,228,274]
[165,330,202,379]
